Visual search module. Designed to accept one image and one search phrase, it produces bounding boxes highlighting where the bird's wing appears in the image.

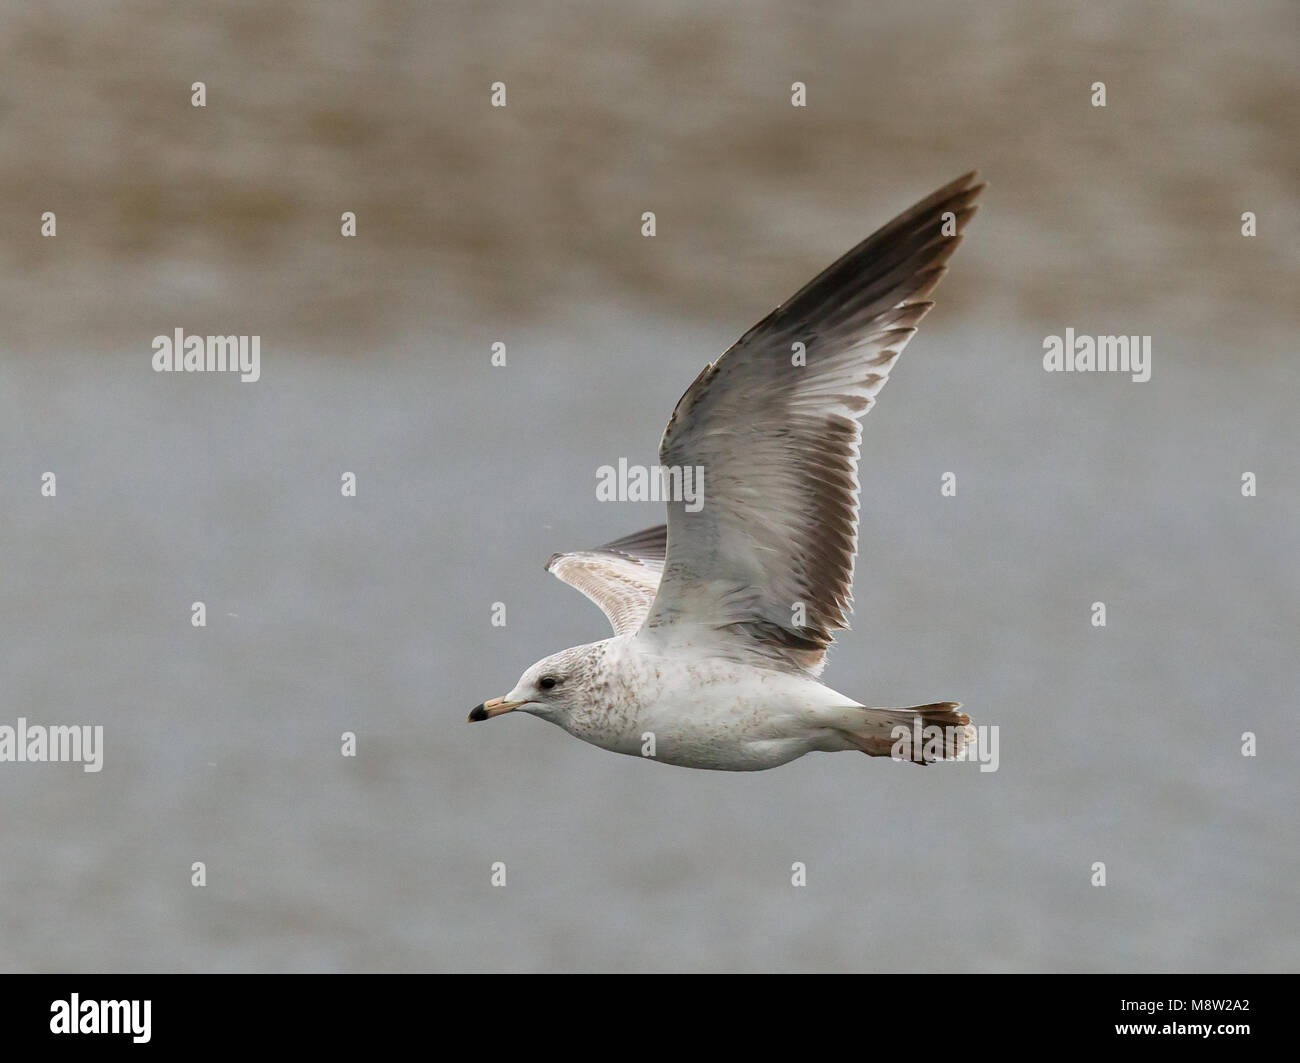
[546,525,667,636]
[642,172,983,674]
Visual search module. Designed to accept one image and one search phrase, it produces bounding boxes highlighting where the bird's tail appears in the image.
[837,702,973,764]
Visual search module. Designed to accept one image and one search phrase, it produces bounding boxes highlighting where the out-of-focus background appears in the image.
[1,0,1297,971]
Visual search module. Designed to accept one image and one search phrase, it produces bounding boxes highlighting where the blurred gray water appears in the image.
[1,1,1298,971]
[3,315,1298,971]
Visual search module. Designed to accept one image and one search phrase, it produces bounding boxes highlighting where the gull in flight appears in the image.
[470,173,983,770]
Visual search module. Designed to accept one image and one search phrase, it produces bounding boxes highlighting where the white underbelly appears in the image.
[569,666,858,771]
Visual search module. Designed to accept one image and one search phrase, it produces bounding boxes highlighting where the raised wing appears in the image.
[545,525,667,636]
[644,172,983,673]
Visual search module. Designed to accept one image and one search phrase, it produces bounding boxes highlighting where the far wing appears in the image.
[545,525,667,636]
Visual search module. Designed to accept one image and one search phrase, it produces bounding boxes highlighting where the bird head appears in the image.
[468,645,593,724]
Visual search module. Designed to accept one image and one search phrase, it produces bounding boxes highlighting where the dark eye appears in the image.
[539,676,558,691]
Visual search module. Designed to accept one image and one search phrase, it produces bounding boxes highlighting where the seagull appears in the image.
[470,173,983,771]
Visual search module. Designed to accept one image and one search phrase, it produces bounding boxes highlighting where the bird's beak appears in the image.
[468,696,525,722]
